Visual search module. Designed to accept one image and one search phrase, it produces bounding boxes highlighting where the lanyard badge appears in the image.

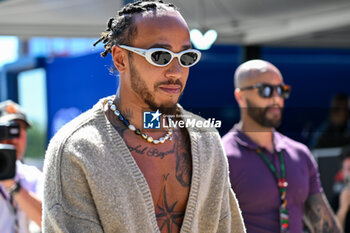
[256,148,289,232]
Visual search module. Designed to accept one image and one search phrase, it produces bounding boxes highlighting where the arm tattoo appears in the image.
[304,193,342,233]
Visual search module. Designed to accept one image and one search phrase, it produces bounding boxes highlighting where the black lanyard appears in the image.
[0,187,19,233]
[256,148,289,233]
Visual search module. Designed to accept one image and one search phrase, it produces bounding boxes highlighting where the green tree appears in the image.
[25,121,46,159]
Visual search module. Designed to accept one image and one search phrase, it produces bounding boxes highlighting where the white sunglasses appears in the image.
[119,45,201,67]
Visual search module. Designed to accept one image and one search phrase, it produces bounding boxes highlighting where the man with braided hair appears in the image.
[43,1,245,233]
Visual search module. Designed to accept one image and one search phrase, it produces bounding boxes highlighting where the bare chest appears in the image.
[127,136,192,233]
[105,106,192,232]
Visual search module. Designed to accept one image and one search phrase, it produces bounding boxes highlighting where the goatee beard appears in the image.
[129,58,182,116]
[246,99,282,129]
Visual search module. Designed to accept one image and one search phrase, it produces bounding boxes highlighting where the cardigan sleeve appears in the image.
[217,173,246,233]
[43,139,104,233]
[228,188,246,233]
[44,205,104,233]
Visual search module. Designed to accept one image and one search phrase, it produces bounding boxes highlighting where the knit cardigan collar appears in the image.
[97,99,201,233]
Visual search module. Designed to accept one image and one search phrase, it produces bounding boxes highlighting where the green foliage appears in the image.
[25,121,46,159]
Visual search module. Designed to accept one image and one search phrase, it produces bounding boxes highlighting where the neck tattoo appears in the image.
[107,99,173,145]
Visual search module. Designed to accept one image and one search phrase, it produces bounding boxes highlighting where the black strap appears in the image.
[0,187,7,200]
[0,185,19,232]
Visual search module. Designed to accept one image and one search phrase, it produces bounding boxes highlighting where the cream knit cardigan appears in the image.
[43,97,246,233]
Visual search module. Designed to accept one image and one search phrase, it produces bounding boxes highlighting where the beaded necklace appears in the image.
[256,148,289,233]
[107,99,173,145]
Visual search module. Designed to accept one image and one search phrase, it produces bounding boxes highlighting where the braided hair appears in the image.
[93,0,178,58]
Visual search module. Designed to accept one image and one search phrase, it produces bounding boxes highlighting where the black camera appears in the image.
[0,121,20,141]
[0,121,20,180]
[0,144,16,180]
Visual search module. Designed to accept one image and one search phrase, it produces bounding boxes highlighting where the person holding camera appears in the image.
[0,100,43,232]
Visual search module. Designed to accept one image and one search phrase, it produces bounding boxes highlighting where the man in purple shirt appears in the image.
[222,59,341,233]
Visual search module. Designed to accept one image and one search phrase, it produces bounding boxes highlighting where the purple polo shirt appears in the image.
[222,125,322,233]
